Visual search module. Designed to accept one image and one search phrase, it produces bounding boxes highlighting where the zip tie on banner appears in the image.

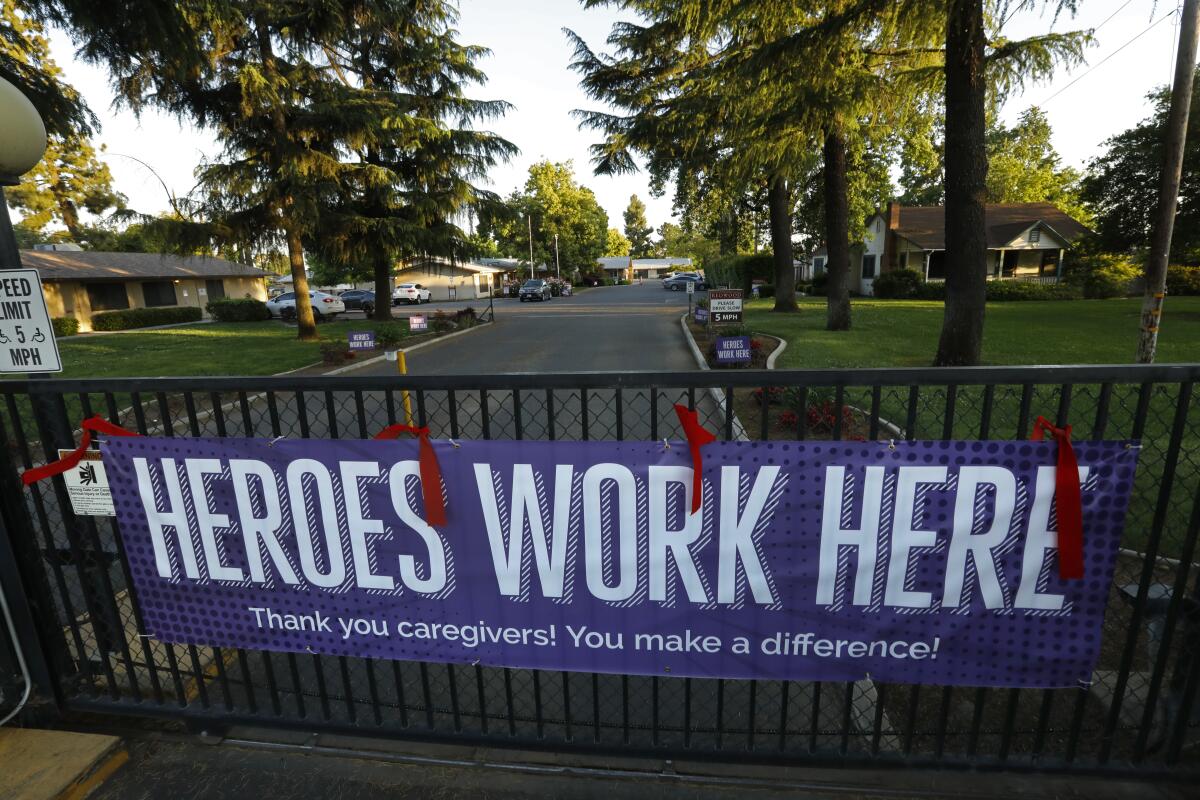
[672,404,716,515]
[662,439,670,451]
[374,423,447,527]
[21,416,140,486]
[1031,415,1084,580]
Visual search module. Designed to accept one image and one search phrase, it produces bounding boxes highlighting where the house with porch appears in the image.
[394,255,503,300]
[812,202,1090,296]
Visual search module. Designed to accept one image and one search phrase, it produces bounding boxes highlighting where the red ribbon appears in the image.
[1031,415,1083,580]
[21,415,140,486]
[673,404,716,514]
[373,423,447,527]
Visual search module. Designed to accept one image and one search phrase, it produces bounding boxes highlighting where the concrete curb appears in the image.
[325,319,494,376]
[764,335,787,369]
[679,313,750,442]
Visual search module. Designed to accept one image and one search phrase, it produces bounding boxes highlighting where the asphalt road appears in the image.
[352,282,702,375]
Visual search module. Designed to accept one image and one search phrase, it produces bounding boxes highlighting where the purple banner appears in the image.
[101,437,1138,687]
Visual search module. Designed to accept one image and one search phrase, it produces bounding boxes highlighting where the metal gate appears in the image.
[0,364,1197,777]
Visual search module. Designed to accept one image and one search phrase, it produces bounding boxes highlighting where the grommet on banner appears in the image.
[662,439,670,451]
[449,439,461,449]
[887,439,896,451]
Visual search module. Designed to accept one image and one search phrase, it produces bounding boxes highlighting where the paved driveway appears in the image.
[351,282,701,375]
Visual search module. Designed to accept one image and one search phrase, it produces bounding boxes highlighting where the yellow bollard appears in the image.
[397,349,415,427]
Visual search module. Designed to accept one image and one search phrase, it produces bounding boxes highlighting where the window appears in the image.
[862,254,877,279]
[813,257,826,275]
[205,279,226,300]
[1029,228,1041,243]
[141,281,178,307]
[85,283,129,311]
[898,252,908,269]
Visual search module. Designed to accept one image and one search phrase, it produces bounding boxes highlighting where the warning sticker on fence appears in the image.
[59,449,114,516]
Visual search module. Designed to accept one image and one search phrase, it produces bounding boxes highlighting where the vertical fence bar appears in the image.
[1100,382,1192,763]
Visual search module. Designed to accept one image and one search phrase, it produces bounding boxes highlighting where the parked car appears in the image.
[663,274,707,291]
[661,271,700,287]
[338,289,376,315]
[393,282,432,305]
[518,279,552,301]
[266,290,346,321]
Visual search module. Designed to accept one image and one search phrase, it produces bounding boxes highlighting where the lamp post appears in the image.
[553,233,560,280]
[527,213,534,280]
[0,77,48,266]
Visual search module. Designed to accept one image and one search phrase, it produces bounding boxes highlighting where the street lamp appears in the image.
[0,76,48,265]
[553,233,560,280]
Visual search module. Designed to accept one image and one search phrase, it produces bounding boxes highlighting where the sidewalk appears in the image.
[81,730,1189,800]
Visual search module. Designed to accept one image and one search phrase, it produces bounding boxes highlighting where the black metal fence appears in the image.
[0,364,1198,777]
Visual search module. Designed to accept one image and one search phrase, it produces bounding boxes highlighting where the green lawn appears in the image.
[57,319,422,379]
[744,296,1200,369]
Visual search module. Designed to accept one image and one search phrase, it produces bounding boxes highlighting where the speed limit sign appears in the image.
[686,281,695,295]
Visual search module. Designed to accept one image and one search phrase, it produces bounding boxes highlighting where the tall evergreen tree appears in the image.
[623,194,653,256]
[312,1,515,320]
[9,135,125,241]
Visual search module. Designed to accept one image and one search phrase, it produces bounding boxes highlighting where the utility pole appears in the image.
[1137,0,1200,363]
[527,213,534,280]
[554,233,560,280]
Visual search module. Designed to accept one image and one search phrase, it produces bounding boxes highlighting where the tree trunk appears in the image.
[935,0,988,366]
[1137,0,1200,363]
[823,129,852,331]
[372,251,393,321]
[58,197,82,242]
[767,175,799,312]
[286,224,318,340]
[717,204,739,255]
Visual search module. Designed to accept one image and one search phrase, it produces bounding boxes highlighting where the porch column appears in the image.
[1056,248,1065,282]
[923,251,931,280]
[996,248,1006,279]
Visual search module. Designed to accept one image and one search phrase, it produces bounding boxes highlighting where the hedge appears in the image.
[206,297,271,322]
[1166,265,1200,295]
[91,306,203,331]
[911,281,1082,302]
[51,317,79,337]
[871,269,923,299]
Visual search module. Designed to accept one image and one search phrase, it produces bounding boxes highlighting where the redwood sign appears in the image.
[708,289,743,324]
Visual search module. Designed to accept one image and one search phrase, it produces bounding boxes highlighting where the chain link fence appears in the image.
[0,365,1196,775]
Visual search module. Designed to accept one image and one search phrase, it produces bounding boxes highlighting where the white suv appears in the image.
[393,283,432,305]
[265,290,345,321]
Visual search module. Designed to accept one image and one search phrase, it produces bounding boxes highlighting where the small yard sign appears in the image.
[409,314,428,332]
[347,330,375,351]
[0,269,61,373]
[715,335,752,365]
[708,289,744,324]
[58,449,114,516]
[693,306,709,323]
[686,280,695,295]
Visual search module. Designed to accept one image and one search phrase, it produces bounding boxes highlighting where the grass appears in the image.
[56,319,428,379]
[742,296,1200,369]
[727,296,1200,557]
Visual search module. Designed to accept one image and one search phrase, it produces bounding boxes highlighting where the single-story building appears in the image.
[812,202,1090,296]
[21,249,270,332]
[395,256,502,301]
[597,256,694,281]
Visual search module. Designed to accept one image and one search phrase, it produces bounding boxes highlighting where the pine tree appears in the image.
[313,1,515,320]
[623,195,653,257]
[8,135,125,241]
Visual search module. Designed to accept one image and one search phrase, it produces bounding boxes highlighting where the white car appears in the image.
[266,290,345,321]
[393,282,432,305]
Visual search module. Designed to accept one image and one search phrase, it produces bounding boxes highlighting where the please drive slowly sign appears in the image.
[0,269,61,373]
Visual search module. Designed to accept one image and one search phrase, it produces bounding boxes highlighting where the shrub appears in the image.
[91,306,203,331]
[51,317,79,337]
[913,281,946,300]
[454,307,478,328]
[808,272,829,296]
[871,268,924,299]
[1166,264,1200,295]
[374,323,405,350]
[1063,252,1140,299]
[754,284,775,299]
[319,340,352,365]
[715,324,747,337]
[429,310,456,333]
[985,281,1082,301]
[706,253,774,292]
[206,297,271,322]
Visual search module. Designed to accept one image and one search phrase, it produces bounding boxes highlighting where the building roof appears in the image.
[597,256,632,271]
[398,255,504,274]
[20,250,271,282]
[632,257,692,267]
[880,203,1090,251]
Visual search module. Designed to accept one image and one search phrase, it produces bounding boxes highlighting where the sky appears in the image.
[40,0,1189,236]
